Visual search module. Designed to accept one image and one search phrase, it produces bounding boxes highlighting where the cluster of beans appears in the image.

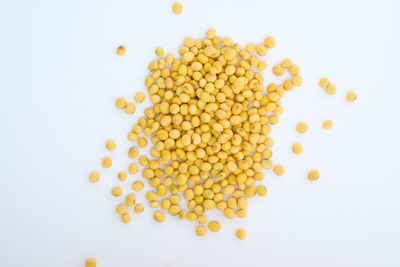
[85,3,357,265]
[89,29,357,242]
[111,29,303,238]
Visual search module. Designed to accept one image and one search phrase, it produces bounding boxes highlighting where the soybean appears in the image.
[308,170,320,182]
[346,91,357,103]
[236,228,246,240]
[172,2,183,15]
[89,171,100,183]
[323,120,333,130]
[116,46,126,56]
[106,140,116,151]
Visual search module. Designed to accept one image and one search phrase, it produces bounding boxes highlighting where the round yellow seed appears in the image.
[102,157,112,168]
[128,147,139,159]
[135,92,145,103]
[236,209,247,218]
[118,171,127,181]
[325,83,337,95]
[106,140,116,151]
[289,65,300,75]
[125,194,136,207]
[273,165,285,176]
[115,97,127,109]
[155,47,164,57]
[272,65,285,76]
[127,133,138,141]
[128,163,138,175]
[197,215,207,224]
[195,225,207,236]
[139,156,149,167]
[346,91,357,103]
[319,77,329,88]
[256,185,267,197]
[89,171,100,183]
[208,221,221,232]
[296,122,308,134]
[281,59,292,69]
[121,214,131,224]
[292,143,303,155]
[132,181,144,191]
[154,211,165,223]
[264,36,276,48]
[85,258,97,267]
[125,103,136,115]
[138,138,148,148]
[236,228,246,240]
[256,44,268,56]
[111,186,123,197]
[172,2,183,15]
[134,203,144,214]
[308,170,320,182]
[116,46,126,56]
[322,120,333,130]
[116,204,128,215]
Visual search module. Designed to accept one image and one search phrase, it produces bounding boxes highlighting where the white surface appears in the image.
[1,0,400,266]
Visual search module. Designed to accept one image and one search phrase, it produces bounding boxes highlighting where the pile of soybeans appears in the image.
[90,28,352,240]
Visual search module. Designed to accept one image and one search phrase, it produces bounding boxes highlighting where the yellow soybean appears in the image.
[256,44,268,56]
[281,59,292,69]
[128,147,139,159]
[89,171,100,183]
[118,171,127,181]
[155,47,165,57]
[292,143,303,155]
[208,221,221,232]
[128,163,138,175]
[121,214,131,224]
[236,228,246,240]
[134,203,144,214]
[264,36,276,48]
[139,156,149,167]
[272,65,285,76]
[296,122,308,134]
[115,97,127,109]
[125,194,136,207]
[135,92,145,103]
[154,211,165,223]
[195,225,207,236]
[102,157,112,168]
[273,165,285,176]
[106,140,116,151]
[146,191,157,202]
[132,181,144,191]
[116,46,126,56]
[237,209,247,218]
[256,185,267,197]
[325,83,337,95]
[319,77,329,88]
[116,204,128,215]
[322,120,333,130]
[197,215,207,224]
[85,258,97,267]
[346,91,357,103]
[111,187,123,197]
[308,170,320,182]
[125,103,136,114]
[127,133,138,141]
[138,138,148,148]
[172,2,183,15]
[289,65,300,75]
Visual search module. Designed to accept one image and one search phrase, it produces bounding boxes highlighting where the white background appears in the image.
[1,0,400,266]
